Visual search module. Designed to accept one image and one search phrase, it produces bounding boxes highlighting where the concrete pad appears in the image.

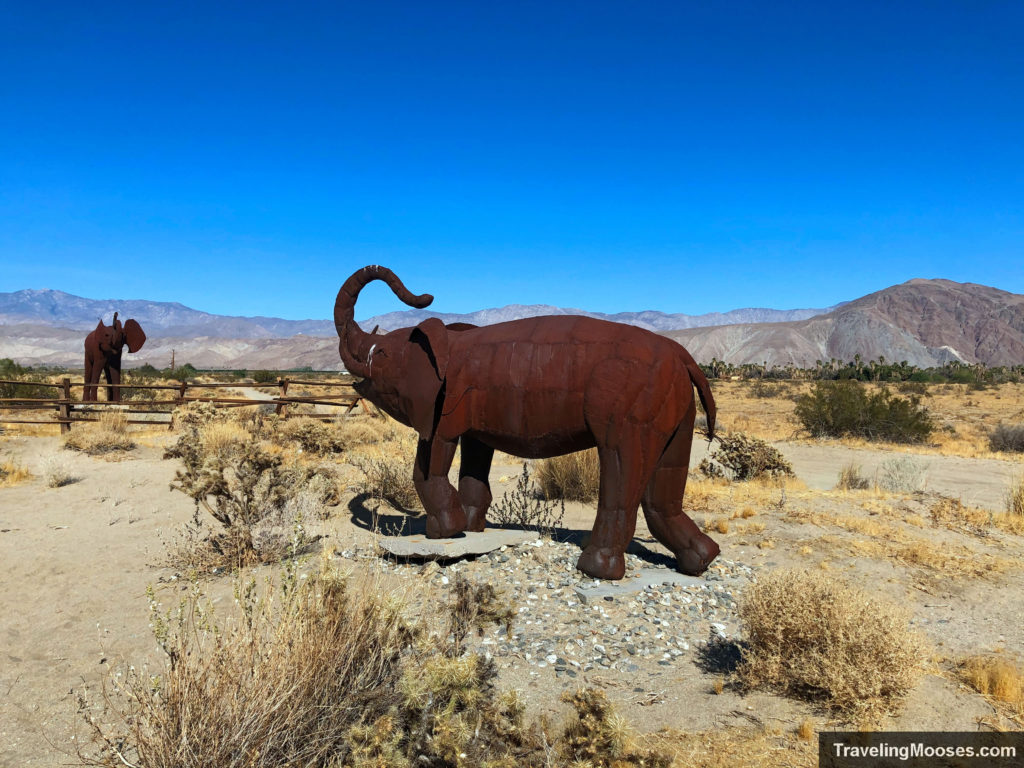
[377,529,538,559]
[575,570,706,603]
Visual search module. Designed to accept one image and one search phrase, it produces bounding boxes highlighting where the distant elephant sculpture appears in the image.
[335,266,719,580]
[83,312,146,402]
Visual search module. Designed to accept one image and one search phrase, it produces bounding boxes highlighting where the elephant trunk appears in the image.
[334,265,434,377]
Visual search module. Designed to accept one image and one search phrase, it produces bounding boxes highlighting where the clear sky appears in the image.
[2,1,1022,321]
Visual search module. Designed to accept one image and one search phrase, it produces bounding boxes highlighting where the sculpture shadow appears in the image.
[348,492,430,537]
[695,635,747,675]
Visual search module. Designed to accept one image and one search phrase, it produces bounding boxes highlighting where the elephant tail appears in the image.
[681,351,716,440]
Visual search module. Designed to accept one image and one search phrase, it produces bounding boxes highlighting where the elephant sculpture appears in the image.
[335,265,719,580]
[83,312,146,402]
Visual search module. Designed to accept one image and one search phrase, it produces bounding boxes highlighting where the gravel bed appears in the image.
[334,538,755,682]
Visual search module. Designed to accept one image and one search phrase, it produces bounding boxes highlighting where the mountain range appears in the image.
[0,289,831,337]
[1,279,1021,369]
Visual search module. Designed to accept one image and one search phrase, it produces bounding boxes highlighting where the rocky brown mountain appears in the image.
[665,279,1024,367]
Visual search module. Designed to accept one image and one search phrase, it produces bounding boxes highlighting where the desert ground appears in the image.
[1,380,1023,766]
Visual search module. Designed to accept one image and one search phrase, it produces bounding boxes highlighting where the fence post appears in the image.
[170,380,187,431]
[59,378,72,434]
[276,378,289,418]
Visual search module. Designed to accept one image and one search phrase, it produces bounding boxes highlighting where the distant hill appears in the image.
[0,288,832,338]
[360,303,833,333]
[665,279,1024,368]
[2,280,1021,369]
[0,289,335,338]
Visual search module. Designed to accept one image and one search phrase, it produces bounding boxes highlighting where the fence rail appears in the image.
[0,377,375,432]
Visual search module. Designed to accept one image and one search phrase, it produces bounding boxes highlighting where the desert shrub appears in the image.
[698,432,794,481]
[737,570,927,716]
[794,380,934,443]
[252,369,277,384]
[989,423,1024,453]
[277,417,348,454]
[62,412,135,454]
[1007,476,1024,518]
[78,565,666,768]
[351,453,421,511]
[749,380,787,399]
[835,462,870,491]
[536,448,600,502]
[490,462,566,538]
[41,455,78,487]
[876,456,928,493]
[164,412,324,570]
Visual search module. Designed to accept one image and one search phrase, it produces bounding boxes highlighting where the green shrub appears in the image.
[252,369,277,384]
[698,432,794,481]
[794,380,934,443]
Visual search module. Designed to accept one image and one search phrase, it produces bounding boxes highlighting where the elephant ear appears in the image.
[405,318,449,439]
[124,319,146,353]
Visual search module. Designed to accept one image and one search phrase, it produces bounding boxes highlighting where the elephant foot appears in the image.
[675,534,720,576]
[576,545,626,581]
[425,506,467,539]
[464,506,488,532]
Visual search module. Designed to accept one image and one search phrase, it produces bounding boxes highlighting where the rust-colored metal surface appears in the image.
[335,266,719,580]
[83,312,147,402]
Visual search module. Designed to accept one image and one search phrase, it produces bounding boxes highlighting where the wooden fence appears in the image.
[0,378,376,433]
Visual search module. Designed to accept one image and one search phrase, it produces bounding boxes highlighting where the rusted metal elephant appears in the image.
[83,312,146,402]
[335,265,719,580]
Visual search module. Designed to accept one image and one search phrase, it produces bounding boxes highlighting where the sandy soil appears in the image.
[1,426,1022,766]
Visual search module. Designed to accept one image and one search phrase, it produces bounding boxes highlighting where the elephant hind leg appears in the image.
[458,436,494,532]
[577,432,659,581]
[641,415,720,576]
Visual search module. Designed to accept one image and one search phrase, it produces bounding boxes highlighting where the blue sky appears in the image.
[1,1,1021,321]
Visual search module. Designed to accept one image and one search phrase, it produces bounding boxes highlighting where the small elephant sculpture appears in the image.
[83,312,146,402]
[335,266,719,580]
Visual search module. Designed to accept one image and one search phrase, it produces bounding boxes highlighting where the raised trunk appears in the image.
[333,266,434,377]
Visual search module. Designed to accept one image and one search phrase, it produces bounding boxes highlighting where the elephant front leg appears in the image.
[458,436,494,532]
[414,436,467,538]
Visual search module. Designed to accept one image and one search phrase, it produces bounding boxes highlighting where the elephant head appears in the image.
[334,266,449,438]
[94,312,147,357]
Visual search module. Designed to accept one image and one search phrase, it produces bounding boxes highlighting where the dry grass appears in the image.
[1006,475,1024,518]
[0,459,31,487]
[62,412,136,454]
[651,727,815,768]
[835,462,871,490]
[959,655,1024,726]
[536,448,600,502]
[78,563,668,768]
[737,569,928,717]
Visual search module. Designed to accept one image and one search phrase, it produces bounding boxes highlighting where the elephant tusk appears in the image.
[366,343,377,367]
